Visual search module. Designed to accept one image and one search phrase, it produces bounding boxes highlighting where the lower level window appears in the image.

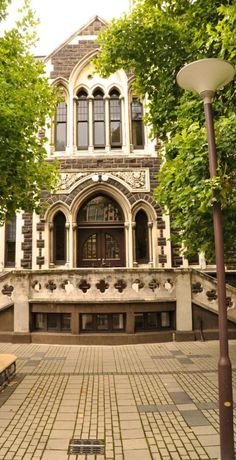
[81,313,125,332]
[135,311,173,331]
[33,313,71,332]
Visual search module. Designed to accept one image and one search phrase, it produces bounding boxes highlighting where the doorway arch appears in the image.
[77,194,125,267]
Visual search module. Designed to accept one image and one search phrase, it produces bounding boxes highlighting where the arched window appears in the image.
[77,90,89,149]
[55,101,67,151]
[77,195,125,267]
[5,215,16,267]
[93,89,105,148]
[53,211,66,265]
[131,98,144,149]
[109,89,122,148]
[135,210,149,263]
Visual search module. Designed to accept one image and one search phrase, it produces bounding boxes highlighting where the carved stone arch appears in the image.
[52,79,69,100]
[70,181,131,224]
[132,200,157,222]
[92,85,105,96]
[69,49,99,87]
[44,202,70,223]
[108,83,123,98]
[74,84,89,98]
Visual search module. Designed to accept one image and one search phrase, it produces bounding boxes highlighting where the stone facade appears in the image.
[0,15,235,343]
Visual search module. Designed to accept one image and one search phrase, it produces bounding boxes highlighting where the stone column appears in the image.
[49,223,54,267]
[148,222,153,267]
[132,222,137,267]
[71,310,79,335]
[124,222,130,268]
[13,276,30,333]
[126,311,134,334]
[65,222,70,267]
[176,271,192,331]
[72,223,77,268]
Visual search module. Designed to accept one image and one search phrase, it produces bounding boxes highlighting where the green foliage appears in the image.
[0,0,58,223]
[95,0,236,258]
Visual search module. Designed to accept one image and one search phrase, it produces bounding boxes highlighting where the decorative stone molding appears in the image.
[148,279,159,291]
[226,297,234,309]
[206,289,217,301]
[45,280,57,292]
[132,279,144,292]
[61,280,74,293]
[2,285,14,296]
[192,282,203,294]
[114,279,127,293]
[78,279,91,293]
[164,279,174,291]
[57,169,150,194]
[32,281,42,292]
[96,279,109,293]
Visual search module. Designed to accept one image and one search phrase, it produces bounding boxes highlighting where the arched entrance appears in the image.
[77,194,125,267]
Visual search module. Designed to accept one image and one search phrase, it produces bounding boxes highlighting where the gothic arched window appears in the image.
[77,90,89,149]
[93,89,105,148]
[53,211,66,265]
[109,89,122,148]
[55,101,67,151]
[131,98,144,149]
[135,210,149,263]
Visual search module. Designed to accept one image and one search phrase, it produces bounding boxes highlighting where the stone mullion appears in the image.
[132,222,137,267]
[72,223,77,268]
[65,222,70,267]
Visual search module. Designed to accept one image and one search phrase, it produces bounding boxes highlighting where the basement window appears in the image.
[33,313,71,332]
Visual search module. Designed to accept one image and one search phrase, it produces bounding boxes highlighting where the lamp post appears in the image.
[177,58,235,460]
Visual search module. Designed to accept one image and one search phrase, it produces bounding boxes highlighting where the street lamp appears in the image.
[177,58,235,460]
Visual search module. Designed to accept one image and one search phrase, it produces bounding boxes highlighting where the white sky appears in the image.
[1,0,130,56]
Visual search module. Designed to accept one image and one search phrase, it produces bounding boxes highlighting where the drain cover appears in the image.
[68,439,105,455]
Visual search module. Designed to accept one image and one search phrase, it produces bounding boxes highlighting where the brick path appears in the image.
[0,340,235,459]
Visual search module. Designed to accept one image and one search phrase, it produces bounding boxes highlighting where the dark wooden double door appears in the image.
[78,226,125,267]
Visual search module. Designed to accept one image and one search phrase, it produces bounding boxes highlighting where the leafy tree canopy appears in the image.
[0,0,58,224]
[95,0,236,261]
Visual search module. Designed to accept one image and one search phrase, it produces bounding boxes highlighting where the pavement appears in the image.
[0,340,235,460]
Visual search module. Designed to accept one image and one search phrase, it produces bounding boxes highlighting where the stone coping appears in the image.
[0,354,17,373]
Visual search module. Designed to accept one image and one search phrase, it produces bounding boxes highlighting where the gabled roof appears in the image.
[45,16,107,62]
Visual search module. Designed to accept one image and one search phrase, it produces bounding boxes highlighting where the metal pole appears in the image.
[203,97,234,460]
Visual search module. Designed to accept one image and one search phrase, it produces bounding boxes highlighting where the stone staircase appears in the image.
[191,269,236,323]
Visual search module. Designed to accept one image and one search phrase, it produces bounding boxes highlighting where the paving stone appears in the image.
[124,449,152,459]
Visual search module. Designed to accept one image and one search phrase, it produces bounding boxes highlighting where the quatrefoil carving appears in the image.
[45,280,57,292]
[148,279,159,291]
[96,279,109,293]
[2,284,14,296]
[114,279,127,293]
[78,279,91,293]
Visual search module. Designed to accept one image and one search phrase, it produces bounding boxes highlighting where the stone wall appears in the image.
[21,213,32,269]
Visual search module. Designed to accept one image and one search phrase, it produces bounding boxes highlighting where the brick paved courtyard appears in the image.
[0,340,235,460]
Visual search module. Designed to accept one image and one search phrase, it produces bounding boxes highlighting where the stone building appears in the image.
[0,17,236,344]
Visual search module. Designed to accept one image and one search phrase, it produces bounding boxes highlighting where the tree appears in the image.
[95,0,236,261]
[0,0,58,223]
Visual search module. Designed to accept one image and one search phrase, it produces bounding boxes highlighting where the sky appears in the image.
[2,0,130,56]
